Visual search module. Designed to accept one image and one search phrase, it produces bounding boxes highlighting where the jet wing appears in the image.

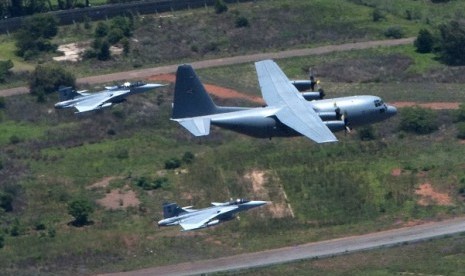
[255,60,337,143]
[73,90,130,113]
[179,206,237,231]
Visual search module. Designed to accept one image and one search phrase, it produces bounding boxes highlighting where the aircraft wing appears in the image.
[73,90,130,113]
[255,60,337,143]
[179,206,237,231]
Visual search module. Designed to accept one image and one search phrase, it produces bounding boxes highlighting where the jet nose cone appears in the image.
[387,105,397,117]
[249,200,267,207]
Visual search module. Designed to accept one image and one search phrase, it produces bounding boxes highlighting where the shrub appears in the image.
[438,20,465,65]
[0,60,13,83]
[29,64,75,96]
[9,135,20,144]
[384,26,404,39]
[414,29,434,53]
[0,192,13,212]
[68,198,94,226]
[95,22,109,38]
[358,125,376,141]
[182,151,195,164]
[97,40,111,61]
[456,122,465,139]
[235,16,249,28]
[372,8,385,22]
[135,176,168,190]
[0,234,4,249]
[454,103,465,123]
[0,97,5,108]
[399,106,438,134]
[165,158,181,170]
[214,0,228,14]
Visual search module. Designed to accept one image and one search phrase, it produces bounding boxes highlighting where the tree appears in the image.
[214,0,227,14]
[438,20,465,65]
[0,192,13,212]
[456,122,465,139]
[0,60,13,83]
[399,106,438,135]
[97,40,111,61]
[15,14,58,58]
[68,198,94,226]
[384,26,404,39]
[414,29,434,53]
[29,64,75,97]
[455,103,465,122]
[94,22,109,38]
[165,158,181,170]
[235,16,249,28]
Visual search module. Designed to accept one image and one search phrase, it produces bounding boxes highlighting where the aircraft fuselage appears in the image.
[210,95,397,138]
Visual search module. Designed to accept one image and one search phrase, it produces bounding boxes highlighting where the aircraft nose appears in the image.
[249,200,268,207]
[387,105,397,117]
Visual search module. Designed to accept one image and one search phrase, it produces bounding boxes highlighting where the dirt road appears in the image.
[0,38,414,97]
[101,216,465,276]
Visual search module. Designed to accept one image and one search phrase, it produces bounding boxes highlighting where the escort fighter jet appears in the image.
[55,81,164,114]
[158,199,267,231]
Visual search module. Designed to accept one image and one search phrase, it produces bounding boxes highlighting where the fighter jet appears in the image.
[55,81,165,114]
[157,198,267,231]
[171,60,397,143]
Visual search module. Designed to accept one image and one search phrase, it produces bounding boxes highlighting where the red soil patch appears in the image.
[391,168,402,177]
[391,102,459,110]
[415,183,453,206]
[97,185,141,209]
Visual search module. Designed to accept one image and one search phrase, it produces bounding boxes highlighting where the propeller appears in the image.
[341,112,351,133]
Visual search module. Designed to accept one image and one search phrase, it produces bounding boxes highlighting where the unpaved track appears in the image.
[0,38,414,97]
[101,216,465,276]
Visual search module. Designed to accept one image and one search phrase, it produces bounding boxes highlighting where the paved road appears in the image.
[102,216,465,276]
[0,38,414,97]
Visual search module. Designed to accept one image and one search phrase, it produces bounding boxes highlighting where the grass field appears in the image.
[2,0,465,274]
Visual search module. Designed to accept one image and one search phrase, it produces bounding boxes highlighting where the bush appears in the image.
[97,40,111,61]
[0,192,13,212]
[372,8,385,22]
[358,125,376,141]
[94,22,109,38]
[456,122,465,139]
[14,14,58,58]
[235,16,249,28]
[68,198,94,226]
[454,103,465,123]
[165,158,181,170]
[0,60,13,83]
[135,176,168,190]
[182,151,195,164]
[0,234,4,249]
[0,97,5,108]
[414,29,434,53]
[29,64,75,96]
[384,26,404,39]
[214,0,228,14]
[438,20,465,65]
[399,106,438,134]
[9,135,20,144]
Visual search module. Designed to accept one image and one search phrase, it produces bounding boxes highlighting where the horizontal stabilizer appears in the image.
[174,117,211,136]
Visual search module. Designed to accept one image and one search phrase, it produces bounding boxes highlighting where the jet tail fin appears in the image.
[162,202,186,219]
[58,86,81,101]
[171,65,218,119]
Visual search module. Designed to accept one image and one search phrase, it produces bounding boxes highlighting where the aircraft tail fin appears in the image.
[162,202,186,219]
[171,65,218,119]
[58,86,80,101]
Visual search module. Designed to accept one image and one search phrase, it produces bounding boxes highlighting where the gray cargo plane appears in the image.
[55,81,165,114]
[171,60,397,143]
[158,199,267,231]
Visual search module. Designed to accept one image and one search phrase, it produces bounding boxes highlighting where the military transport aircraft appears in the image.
[55,81,165,114]
[171,60,397,143]
[158,199,267,231]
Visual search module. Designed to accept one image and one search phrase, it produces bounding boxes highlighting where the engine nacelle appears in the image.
[317,111,338,121]
[291,80,312,92]
[206,219,220,227]
[324,120,346,132]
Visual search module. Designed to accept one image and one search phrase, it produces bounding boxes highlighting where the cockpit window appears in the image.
[230,198,250,205]
[374,99,384,107]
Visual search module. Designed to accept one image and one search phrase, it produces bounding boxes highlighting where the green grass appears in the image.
[2,0,465,274]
